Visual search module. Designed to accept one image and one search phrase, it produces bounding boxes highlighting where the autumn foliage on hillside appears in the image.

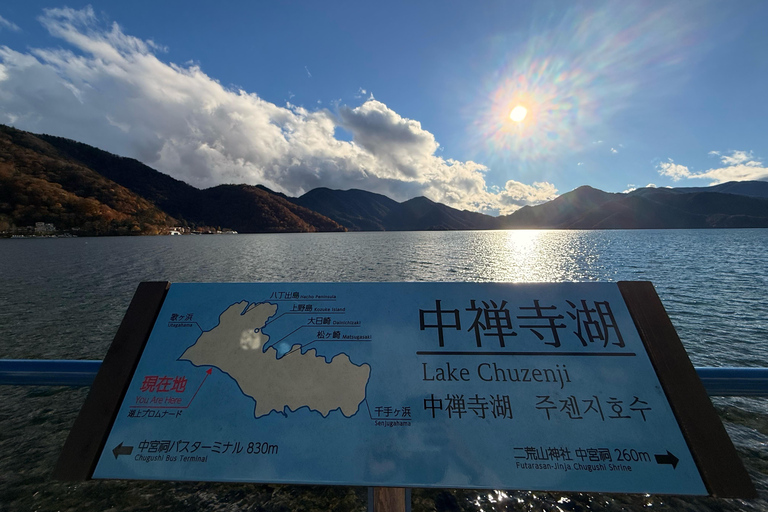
[0,126,175,235]
[0,125,345,235]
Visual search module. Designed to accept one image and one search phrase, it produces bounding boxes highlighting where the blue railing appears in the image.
[0,359,102,386]
[1,359,768,396]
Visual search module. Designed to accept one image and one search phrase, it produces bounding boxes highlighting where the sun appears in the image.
[509,105,528,123]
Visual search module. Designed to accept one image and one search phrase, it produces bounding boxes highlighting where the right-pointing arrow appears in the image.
[654,450,679,469]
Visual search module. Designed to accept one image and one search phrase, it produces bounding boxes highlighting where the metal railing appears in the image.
[1,359,768,396]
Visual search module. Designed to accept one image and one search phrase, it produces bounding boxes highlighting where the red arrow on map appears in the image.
[185,368,213,408]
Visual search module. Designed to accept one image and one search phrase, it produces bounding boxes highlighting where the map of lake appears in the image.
[180,300,370,418]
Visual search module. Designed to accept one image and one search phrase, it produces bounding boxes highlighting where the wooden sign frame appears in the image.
[53,281,755,499]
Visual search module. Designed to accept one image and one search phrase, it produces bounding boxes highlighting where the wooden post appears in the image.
[53,281,170,481]
[618,281,756,498]
[370,487,407,512]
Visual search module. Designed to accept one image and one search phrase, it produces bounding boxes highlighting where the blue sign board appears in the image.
[91,282,707,494]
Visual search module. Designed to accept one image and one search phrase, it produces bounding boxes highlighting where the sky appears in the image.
[1,1,767,215]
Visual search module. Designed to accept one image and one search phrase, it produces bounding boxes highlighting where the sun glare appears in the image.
[509,105,528,123]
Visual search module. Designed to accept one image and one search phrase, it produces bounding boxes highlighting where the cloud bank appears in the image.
[657,151,768,184]
[0,7,557,214]
[0,15,20,32]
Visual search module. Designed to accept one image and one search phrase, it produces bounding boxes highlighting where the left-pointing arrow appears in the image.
[112,442,134,459]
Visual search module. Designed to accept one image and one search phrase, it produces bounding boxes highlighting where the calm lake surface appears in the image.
[1,229,767,511]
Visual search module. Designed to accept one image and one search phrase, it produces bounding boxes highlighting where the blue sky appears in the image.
[1,1,767,214]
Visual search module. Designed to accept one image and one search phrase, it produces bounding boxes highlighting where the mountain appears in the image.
[293,188,500,231]
[500,184,768,229]
[500,186,618,228]
[35,131,345,233]
[194,184,344,233]
[292,188,399,230]
[0,125,176,235]
[0,125,345,234]
[296,183,768,231]
[2,124,767,235]
[631,181,768,199]
[387,197,500,230]
[34,132,200,223]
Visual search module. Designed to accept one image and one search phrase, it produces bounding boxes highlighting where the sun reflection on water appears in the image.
[452,230,605,283]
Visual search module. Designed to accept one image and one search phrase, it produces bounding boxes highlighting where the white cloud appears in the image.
[577,162,584,166]
[719,150,760,167]
[0,7,556,215]
[105,115,129,133]
[338,100,440,177]
[498,181,559,212]
[657,159,691,181]
[691,164,768,183]
[657,150,768,184]
[624,183,657,193]
[0,15,21,32]
[610,147,618,154]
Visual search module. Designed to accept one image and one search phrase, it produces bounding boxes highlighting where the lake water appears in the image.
[1,229,767,511]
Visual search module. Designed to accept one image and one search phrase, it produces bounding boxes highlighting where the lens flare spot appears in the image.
[509,105,528,122]
[467,3,700,171]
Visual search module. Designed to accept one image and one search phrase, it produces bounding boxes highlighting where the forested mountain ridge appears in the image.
[296,184,768,231]
[0,125,176,235]
[2,124,767,235]
[498,185,768,229]
[292,188,500,231]
[35,131,346,233]
[0,125,345,235]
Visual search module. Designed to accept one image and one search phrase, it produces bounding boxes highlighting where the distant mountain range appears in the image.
[497,183,768,229]
[292,188,499,231]
[1,124,767,235]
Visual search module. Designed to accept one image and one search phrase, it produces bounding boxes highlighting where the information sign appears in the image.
[54,281,755,497]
